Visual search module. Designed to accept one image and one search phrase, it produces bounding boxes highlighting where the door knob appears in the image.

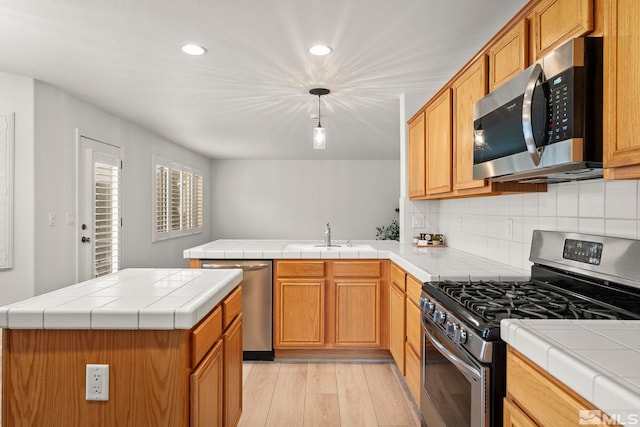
[81,236,91,243]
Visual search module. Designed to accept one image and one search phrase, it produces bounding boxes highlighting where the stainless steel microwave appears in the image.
[473,37,603,184]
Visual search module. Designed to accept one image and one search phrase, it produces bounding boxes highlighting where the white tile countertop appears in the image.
[183,239,530,283]
[501,319,640,416]
[0,268,242,330]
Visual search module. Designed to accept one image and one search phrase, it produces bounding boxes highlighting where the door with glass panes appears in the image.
[78,136,121,281]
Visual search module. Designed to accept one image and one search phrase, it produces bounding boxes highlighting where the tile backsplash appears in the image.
[401,179,639,269]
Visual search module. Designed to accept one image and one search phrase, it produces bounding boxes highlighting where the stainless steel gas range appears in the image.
[419,230,640,427]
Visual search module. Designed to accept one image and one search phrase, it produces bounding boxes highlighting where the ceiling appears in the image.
[0,0,528,160]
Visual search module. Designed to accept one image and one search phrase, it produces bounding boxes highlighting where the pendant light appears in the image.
[310,88,330,150]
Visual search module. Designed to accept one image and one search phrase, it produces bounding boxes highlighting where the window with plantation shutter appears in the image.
[152,155,203,242]
[94,161,119,277]
[155,165,169,233]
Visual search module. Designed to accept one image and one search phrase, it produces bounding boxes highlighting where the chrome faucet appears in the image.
[324,222,331,247]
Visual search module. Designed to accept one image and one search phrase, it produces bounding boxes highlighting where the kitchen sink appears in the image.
[284,243,375,251]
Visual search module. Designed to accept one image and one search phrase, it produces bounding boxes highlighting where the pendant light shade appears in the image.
[313,125,326,149]
[310,88,330,150]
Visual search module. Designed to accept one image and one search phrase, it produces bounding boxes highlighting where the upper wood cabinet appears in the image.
[489,19,529,91]
[452,56,490,192]
[603,0,640,179]
[408,112,426,198]
[530,0,594,60]
[425,90,453,196]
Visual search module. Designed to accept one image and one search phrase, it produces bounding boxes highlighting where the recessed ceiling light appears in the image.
[181,44,207,56]
[308,45,332,56]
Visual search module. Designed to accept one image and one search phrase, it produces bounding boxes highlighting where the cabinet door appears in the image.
[274,279,325,347]
[452,55,490,192]
[603,0,640,178]
[224,314,243,427]
[334,279,380,346]
[408,112,426,198]
[405,343,421,404]
[531,0,594,59]
[389,283,406,374]
[406,299,421,356]
[190,340,223,427]
[425,90,453,196]
[489,20,529,91]
[503,398,537,427]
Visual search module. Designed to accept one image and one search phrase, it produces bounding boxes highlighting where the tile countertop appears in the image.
[0,268,242,330]
[183,239,530,283]
[501,319,640,415]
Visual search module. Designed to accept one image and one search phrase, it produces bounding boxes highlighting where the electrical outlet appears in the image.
[457,217,463,232]
[86,364,109,401]
[506,219,513,239]
[48,212,56,227]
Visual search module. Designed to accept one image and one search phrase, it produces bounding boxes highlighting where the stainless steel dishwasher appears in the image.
[201,260,273,361]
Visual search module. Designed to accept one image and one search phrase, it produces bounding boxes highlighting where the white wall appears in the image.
[210,160,400,241]
[403,179,640,270]
[0,72,35,304]
[29,81,212,296]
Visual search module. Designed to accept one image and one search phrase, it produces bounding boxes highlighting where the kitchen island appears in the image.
[0,268,243,427]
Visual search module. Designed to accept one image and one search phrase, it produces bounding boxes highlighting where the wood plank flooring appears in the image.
[239,361,421,427]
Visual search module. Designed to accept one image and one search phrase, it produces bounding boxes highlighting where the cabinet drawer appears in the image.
[333,261,381,277]
[507,347,603,426]
[390,263,406,292]
[406,275,422,306]
[191,306,223,367]
[276,261,325,277]
[223,286,242,329]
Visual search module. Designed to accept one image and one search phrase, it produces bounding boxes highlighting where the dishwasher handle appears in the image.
[201,263,270,271]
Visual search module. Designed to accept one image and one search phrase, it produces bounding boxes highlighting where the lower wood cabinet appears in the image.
[389,279,406,374]
[191,340,224,427]
[505,346,620,427]
[224,314,243,427]
[274,260,389,354]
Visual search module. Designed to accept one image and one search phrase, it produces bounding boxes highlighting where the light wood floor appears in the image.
[239,361,421,427]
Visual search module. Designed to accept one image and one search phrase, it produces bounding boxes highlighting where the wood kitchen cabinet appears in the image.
[387,262,422,403]
[191,340,224,427]
[408,111,426,198]
[504,346,620,427]
[389,263,407,374]
[530,0,594,60]
[603,0,640,179]
[425,89,453,196]
[224,314,243,427]
[274,260,389,357]
[489,19,529,91]
[405,274,423,403]
[274,261,325,347]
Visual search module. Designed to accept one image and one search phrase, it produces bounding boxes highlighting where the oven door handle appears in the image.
[424,325,482,382]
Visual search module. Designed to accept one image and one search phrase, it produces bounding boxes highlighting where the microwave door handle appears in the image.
[522,63,544,166]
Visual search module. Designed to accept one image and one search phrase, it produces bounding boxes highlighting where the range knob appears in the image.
[433,311,446,324]
[445,321,458,337]
[454,327,468,344]
[419,297,436,315]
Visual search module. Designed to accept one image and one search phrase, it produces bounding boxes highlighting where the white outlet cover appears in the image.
[86,364,109,401]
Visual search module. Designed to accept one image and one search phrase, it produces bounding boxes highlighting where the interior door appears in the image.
[77,135,121,281]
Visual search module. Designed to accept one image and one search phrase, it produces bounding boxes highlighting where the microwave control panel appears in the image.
[545,68,576,143]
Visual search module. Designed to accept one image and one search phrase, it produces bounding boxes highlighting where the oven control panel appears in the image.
[563,238,603,265]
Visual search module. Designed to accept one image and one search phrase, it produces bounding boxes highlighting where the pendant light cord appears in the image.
[317,94,322,127]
